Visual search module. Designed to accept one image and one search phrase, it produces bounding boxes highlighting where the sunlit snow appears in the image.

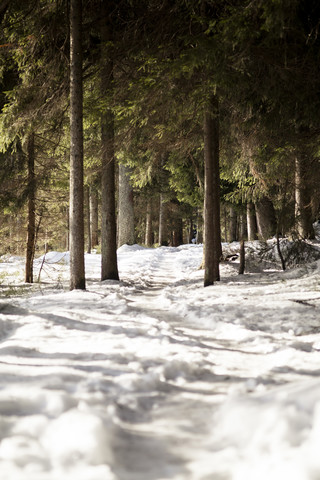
[0,242,320,479]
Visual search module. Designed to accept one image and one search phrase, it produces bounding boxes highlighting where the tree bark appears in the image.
[276,232,286,271]
[89,185,99,247]
[204,95,221,286]
[159,194,168,246]
[295,154,314,238]
[246,202,258,240]
[118,164,135,247]
[100,0,119,281]
[239,211,247,241]
[228,205,237,242]
[25,133,36,283]
[239,238,245,275]
[145,198,153,246]
[171,201,184,246]
[172,218,183,247]
[255,196,276,241]
[69,0,85,290]
[85,185,91,254]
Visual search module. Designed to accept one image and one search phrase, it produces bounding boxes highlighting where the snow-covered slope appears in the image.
[0,243,320,479]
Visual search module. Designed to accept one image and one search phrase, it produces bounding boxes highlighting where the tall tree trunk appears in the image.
[25,133,36,283]
[295,154,314,238]
[89,185,99,247]
[66,206,69,251]
[255,197,276,241]
[247,202,258,240]
[118,164,135,247]
[100,0,119,281]
[188,218,193,243]
[85,186,91,254]
[159,194,168,246]
[195,209,203,244]
[145,198,153,246]
[239,239,245,275]
[228,205,237,242]
[172,218,183,247]
[69,0,85,290]
[204,95,221,286]
[311,192,319,222]
[171,202,184,246]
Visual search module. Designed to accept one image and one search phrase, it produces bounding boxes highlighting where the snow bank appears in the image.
[35,251,70,265]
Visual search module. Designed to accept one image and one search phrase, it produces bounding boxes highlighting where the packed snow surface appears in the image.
[0,242,320,479]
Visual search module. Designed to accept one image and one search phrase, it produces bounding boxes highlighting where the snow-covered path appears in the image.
[1,244,320,479]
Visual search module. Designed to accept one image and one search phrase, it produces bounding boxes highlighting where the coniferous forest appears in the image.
[1,0,320,288]
[3,3,320,477]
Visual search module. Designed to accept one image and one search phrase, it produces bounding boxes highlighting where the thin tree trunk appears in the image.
[196,210,202,244]
[276,232,286,271]
[204,95,221,286]
[90,185,99,247]
[295,154,313,239]
[188,218,193,243]
[145,198,153,246]
[25,133,36,283]
[66,206,69,251]
[118,164,135,247]
[159,194,168,246]
[85,185,91,254]
[171,202,183,246]
[69,0,85,290]
[222,205,227,242]
[100,0,119,281]
[229,205,237,242]
[239,238,245,275]
[239,211,247,241]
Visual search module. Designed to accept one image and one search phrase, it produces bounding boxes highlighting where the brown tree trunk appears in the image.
[145,198,153,246]
[247,202,258,241]
[239,238,245,275]
[228,205,237,242]
[65,206,69,251]
[204,95,221,286]
[85,185,91,254]
[69,0,85,290]
[25,133,36,283]
[159,194,168,246]
[255,197,276,241]
[100,0,119,281]
[118,164,135,247]
[295,154,314,238]
[172,218,183,247]
[89,185,99,247]
[239,211,247,241]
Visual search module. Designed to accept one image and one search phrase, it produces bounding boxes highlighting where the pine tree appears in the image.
[25,133,36,283]
[118,164,135,247]
[69,0,85,290]
[204,95,221,286]
[100,0,119,281]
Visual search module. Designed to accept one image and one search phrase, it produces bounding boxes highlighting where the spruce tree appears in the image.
[100,0,119,281]
[69,0,85,290]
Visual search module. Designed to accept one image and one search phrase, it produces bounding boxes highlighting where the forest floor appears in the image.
[0,241,320,479]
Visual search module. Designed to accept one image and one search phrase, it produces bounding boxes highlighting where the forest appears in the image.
[2,2,320,478]
[1,0,320,288]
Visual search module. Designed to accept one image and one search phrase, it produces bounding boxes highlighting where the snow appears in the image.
[0,242,320,478]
